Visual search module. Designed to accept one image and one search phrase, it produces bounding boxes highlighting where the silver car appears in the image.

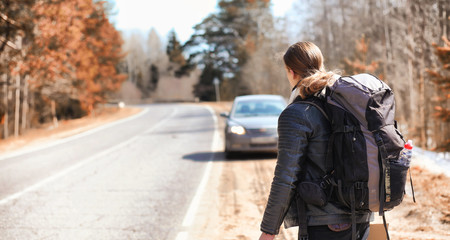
[221,94,287,158]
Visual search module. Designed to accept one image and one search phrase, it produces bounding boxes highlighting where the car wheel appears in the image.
[224,143,237,159]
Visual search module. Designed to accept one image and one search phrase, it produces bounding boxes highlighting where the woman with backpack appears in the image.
[258,42,372,240]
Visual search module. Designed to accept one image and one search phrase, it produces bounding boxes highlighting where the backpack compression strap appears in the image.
[374,132,392,240]
[296,194,308,240]
[373,132,391,212]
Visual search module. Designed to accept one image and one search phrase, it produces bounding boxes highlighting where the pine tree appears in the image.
[427,36,450,151]
[166,30,185,66]
[184,0,272,100]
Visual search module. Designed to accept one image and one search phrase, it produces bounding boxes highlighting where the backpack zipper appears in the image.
[352,130,357,152]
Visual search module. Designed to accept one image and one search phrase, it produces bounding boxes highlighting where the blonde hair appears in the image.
[283,42,335,98]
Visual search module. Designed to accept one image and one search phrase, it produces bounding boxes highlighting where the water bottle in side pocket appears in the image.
[398,140,413,168]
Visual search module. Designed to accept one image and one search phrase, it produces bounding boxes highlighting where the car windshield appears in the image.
[232,99,285,118]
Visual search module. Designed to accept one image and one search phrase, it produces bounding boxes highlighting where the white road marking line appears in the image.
[0,108,150,161]
[0,107,177,206]
[178,106,221,239]
[181,160,213,227]
[175,231,188,240]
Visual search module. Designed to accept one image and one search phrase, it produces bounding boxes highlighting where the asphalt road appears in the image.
[0,104,218,240]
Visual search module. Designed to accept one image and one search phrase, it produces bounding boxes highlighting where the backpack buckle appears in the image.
[355,182,366,189]
[374,132,384,146]
[344,125,355,132]
[320,174,332,189]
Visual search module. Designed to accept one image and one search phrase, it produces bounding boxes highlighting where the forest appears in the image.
[1,0,449,151]
[0,0,125,137]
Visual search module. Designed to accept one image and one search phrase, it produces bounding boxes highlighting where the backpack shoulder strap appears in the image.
[292,94,333,175]
[291,95,329,122]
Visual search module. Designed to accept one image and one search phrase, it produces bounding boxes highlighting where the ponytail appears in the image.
[297,71,336,99]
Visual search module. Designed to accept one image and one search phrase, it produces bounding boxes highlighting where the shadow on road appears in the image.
[182,151,277,162]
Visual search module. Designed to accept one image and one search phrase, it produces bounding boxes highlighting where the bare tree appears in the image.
[240,3,291,96]
[122,32,148,99]
[289,0,445,149]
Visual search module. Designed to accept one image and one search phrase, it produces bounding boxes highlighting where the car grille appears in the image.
[246,128,277,136]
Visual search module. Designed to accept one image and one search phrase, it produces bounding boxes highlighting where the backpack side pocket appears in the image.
[384,161,408,210]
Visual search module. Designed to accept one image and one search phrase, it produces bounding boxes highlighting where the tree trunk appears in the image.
[28,89,35,129]
[339,0,347,56]
[407,57,415,126]
[419,69,426,148]
[3,74,8,139]
[439,0,448,39]
[51,100,58,128]
[321,0,331,60]
[382,0,393,87]
[21,75,28,132]
[419,4,428,149]
[14,73,20,137]
[406,0,417,141]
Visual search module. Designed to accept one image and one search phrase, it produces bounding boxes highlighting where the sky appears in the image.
[112,0,295,43]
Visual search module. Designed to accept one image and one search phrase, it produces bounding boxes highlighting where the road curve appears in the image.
[0,103,217,240]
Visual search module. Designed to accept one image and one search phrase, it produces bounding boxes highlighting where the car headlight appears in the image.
[230,126,246,135]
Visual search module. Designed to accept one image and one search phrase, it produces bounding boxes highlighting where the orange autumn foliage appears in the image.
[25,0,125,114]
[427,36,450,151]
[343,36,380,76]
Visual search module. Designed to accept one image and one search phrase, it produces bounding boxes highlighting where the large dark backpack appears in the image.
[297,74,414,240]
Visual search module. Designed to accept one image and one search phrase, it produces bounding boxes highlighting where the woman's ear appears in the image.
[291,69,302,81]
[287,68,296,79]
